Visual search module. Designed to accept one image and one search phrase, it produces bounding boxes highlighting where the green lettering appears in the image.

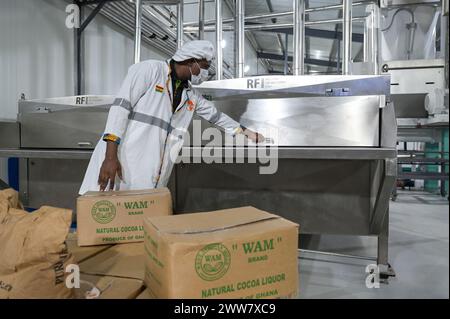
[242,242,254,254]
[242,239,274,254]
[263,239,274,251]
[124,201,148,209]
[128,211,144,215]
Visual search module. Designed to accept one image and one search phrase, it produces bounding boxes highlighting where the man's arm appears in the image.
[193,93,264,142]
[98,63,153,191]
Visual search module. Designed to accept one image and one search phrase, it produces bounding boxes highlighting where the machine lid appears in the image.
[18,95,115,113]
[19,95,115,106]
[194,75,391,100]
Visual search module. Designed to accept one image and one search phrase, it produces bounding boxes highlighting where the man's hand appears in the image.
[98,158,122,191]
[98,141,122,191]
[243,128,265,143]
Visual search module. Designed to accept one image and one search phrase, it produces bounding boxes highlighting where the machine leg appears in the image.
[18,158,29,207]
[440,177,446,198]
[391,186,397,201]
[377,208,396,281]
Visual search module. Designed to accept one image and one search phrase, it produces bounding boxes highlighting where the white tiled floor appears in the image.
[297,190,449,299]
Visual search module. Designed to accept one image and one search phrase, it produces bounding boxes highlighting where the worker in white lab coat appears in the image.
[79,40,263,194]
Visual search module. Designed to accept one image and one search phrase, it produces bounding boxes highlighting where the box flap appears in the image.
[146,206,280,235]
[81,187,169,198]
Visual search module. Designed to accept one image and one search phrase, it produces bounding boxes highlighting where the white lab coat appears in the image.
[79,59,240,194]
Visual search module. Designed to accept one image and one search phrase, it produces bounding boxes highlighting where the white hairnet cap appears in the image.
[172,40,215,62]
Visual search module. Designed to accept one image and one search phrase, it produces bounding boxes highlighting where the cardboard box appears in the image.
[77,188,172,246]
[144,206,299,299]
[66,233,146,299]
[66,232,112,263]
[79,242,145,280]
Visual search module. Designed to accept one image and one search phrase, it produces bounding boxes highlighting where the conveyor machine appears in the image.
[173,74,397,277]
[0,75,396,277]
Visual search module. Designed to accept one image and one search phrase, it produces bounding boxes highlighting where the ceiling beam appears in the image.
[257,51,342,68]
[253,26,364,43]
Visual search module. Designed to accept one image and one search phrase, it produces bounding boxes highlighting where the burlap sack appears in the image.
[0,189,74,299]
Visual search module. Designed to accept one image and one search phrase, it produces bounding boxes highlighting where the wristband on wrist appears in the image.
[103,133,121,145]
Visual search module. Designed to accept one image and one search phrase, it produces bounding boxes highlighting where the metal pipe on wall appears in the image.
[371,3,381,75]
[305,17,365,26]
[306,1,373,13]
[293,0,305,75]
[337,38,341,73]
[284,32,289,75]
[362,4,379,74]
[187,17,367,32]
[177,0,184,49]
[342,0,352,75]
[134,0,143,64]
[238,23,292,30]
[216,0,223,80]
[246,11,291,21]
[235,0,245,78]
[183,1,375,27]
[406,21,417,60]
[75,5,84,95]
[184,12,288,27]
[363,16,369,63]
[186,25,232,32]
[198,0,205,39]
[443,3,449,89]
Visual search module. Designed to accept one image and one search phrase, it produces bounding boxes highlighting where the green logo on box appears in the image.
[91,200,116,224]
[195,243,231,281]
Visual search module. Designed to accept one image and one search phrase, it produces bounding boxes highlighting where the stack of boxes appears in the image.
[74,188,299,299]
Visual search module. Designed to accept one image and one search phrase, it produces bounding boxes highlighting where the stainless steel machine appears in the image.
[18,95,114,149]
[0,0,403,280]
[0,75,397,277]
[172,74,397,277]
[0,95,114,211]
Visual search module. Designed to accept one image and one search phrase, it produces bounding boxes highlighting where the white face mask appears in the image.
[190,61,209,85]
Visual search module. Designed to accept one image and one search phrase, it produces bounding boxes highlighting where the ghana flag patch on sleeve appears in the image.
[155,84,164,93]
